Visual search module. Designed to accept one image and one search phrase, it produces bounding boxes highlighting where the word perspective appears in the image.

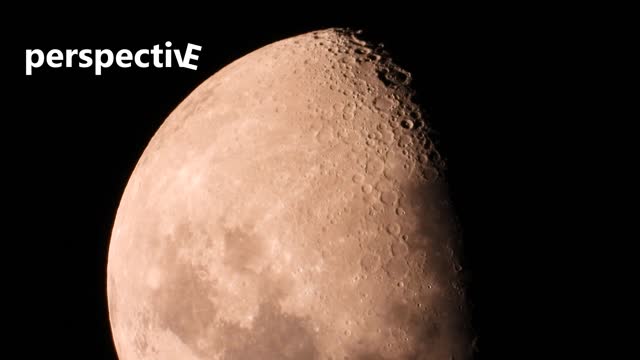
[26,42,202,75]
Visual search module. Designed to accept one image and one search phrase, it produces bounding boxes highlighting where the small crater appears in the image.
[380,190,399,206]
[385,257,408,279]
[365,158,385,176]
[317,126,335,143]
[384,67,411,86]
[338,128,352,143]
[391,241,409,257]
[398,135,412,147]
[373,96,395,112]
[421,167,439,182]
[360,252,381,272]
[400,119,414,129]
[386,223,401,236]
[381,131,395,145]
[417,153,429,164]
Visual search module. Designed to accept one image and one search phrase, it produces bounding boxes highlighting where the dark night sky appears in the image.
[5,9,532,359]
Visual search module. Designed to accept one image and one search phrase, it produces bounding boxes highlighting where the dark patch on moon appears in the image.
[223,225,265,273]
[174,222,195,245]
[220,301,319,360]
[134,311,154,356]
[151,247,218,352]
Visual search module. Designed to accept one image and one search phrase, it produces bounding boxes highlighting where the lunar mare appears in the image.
[107,28,472,359]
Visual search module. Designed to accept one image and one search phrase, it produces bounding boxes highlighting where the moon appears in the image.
[107,28,473,359]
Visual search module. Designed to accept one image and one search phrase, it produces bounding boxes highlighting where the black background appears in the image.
[6,10,520,359]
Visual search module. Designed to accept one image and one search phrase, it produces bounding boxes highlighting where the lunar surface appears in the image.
[107,28,473,359]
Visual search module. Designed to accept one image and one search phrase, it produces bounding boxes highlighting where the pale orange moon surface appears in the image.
[107,28,473,359]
